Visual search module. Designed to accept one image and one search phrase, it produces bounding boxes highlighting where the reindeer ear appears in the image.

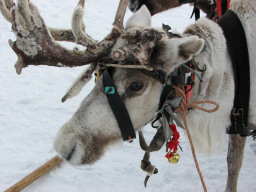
[125,5,151,29]
[178,36,205,60]
[159,36,205,73]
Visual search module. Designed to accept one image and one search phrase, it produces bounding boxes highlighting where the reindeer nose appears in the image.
[129,0,140,13]
[66,145,76,161]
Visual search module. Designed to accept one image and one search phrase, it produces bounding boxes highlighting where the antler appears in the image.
[1,0,165,102]
[0,0,14,22]
[0,0,76,42]
[72,0,98,47]
[113,0,129,29]
[1,0,129,74]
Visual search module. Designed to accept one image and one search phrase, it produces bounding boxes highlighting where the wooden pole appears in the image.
[4,155,63,192]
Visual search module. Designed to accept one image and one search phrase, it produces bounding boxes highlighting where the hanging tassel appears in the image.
[165,124,180,163]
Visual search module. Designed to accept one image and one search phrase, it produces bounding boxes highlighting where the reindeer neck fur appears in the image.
[180,18,235,154]
[179,0,256,154]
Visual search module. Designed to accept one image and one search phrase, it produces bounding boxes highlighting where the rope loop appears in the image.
[172,85,219,113]
[172,85,220,192]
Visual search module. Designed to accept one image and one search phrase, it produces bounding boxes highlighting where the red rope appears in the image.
[165,124,180,159]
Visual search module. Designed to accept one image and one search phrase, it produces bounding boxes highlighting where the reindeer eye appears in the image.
[130,82,144,91]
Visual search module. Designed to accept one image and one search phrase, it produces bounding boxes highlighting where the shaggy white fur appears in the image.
[179,18,234,154]
[154,0,256,155]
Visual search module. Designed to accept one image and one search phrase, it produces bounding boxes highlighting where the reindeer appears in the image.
[129,0,231,17]
[0,0,255,191]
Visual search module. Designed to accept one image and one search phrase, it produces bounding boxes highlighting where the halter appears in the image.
[98,56,202,186]
[97,26,206,185]
[100,66,174,142]
[103,68,136,142]
[178,0,230,21]
[100,58,198,141]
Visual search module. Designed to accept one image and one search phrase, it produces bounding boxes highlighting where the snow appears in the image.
[0,0,255,192]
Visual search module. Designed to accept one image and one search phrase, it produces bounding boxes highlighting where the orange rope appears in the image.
[173,86,219,192]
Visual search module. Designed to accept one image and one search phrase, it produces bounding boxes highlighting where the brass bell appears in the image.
[168,152,180,163]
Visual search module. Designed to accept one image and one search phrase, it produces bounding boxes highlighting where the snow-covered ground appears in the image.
[0,0,255,191]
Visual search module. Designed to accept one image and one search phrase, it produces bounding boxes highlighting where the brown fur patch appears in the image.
[113,69,150,99]
[178,38,203,60]
[183,28,197,36]
[80,133,119,164]
[178,44,191,60]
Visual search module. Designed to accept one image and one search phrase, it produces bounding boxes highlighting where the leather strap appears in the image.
[218,10,251,136]
[103,69,136,141]
[221,0,228,16]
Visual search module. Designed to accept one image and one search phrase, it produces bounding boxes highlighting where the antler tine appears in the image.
[48,28,76,42]
[113,0,129,29]
[0,0,77,42]
[4,0,13,8]
[0,0,14,22]
[72,0,98,47]
[78,0,85,8]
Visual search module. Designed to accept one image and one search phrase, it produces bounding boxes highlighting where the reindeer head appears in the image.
[128,0,214,16]
[129,0,181,15]
[0,0,204,165]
